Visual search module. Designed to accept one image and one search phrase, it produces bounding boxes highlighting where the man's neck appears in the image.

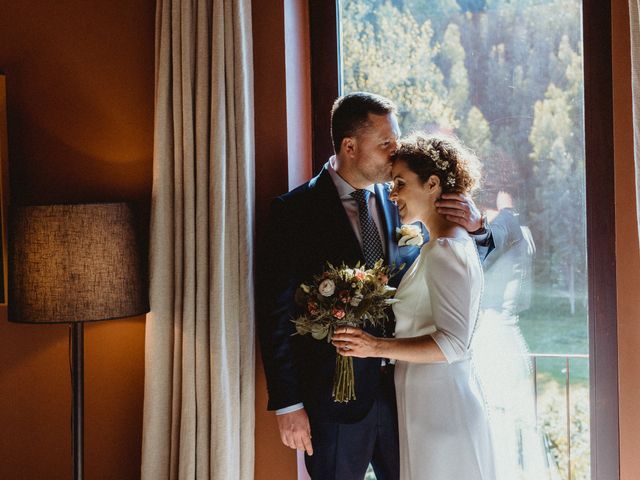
[332,155,370,190]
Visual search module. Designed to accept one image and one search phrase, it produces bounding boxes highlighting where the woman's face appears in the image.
[389,159,438,224]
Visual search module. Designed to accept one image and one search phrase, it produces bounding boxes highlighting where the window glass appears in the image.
[339,1,589,478]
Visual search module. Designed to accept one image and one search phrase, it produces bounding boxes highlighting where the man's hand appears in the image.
[276,408,313,456]
[435,193,483,232]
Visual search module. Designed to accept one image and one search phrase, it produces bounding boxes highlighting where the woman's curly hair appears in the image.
[392,132,482,195]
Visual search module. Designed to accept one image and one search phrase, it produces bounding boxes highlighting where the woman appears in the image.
[332,133,495,480]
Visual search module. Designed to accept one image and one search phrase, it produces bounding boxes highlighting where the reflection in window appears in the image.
[339,1,588,479]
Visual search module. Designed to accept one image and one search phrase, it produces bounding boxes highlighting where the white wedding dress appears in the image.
[393,236,496,480]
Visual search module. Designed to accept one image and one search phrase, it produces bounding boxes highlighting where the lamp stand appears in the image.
[71,322,84,480]
[9,203,148,480]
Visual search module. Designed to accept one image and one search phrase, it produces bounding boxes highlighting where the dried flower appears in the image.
[319,279,336,297]
[350,292,364,307]
[332,307,346,319]
[338,290,351,304]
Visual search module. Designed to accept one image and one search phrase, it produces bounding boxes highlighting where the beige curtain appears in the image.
[141,0,255,479]
[632,0,640,243]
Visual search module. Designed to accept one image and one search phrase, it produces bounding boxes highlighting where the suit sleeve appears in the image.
[473,207,526,262]
[471,229,494,262]
[256,197,304,410]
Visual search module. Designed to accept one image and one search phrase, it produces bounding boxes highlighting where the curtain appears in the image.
[632,0,640,242]
[141,0,255,479]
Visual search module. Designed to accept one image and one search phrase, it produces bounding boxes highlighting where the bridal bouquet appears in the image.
[293,260,401,403]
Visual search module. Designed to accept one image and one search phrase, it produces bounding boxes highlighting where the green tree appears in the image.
[440,23,470,114]
[402,0,461,32]
[461,106,491,158]
[529,37,585,313]
[341,0,458,132]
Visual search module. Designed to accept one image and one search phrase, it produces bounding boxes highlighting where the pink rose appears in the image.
[332,307,346,319]
[354,269,366,281]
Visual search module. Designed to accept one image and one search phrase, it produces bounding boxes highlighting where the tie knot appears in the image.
[351,189,371,205]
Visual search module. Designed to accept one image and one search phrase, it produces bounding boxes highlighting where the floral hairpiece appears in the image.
[427,144,449,171]
[446,173,456,188]
[425,142,456,189]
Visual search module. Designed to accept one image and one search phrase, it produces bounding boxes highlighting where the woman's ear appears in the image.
[426,174,441,194]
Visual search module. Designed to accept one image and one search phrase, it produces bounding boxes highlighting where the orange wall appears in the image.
[612,1,640,479]
[0,1,154,479]
[0,1,637,479]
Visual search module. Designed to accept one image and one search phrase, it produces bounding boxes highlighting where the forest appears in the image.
[341,0,586,315]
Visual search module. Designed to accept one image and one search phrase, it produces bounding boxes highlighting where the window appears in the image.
[309,1,617,478]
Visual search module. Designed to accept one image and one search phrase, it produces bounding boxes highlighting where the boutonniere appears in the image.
[396,224,424,247]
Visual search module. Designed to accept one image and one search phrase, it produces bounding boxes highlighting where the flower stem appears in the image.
[332,355,356,403]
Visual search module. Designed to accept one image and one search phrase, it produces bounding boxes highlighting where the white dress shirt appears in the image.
[326,157,387,256]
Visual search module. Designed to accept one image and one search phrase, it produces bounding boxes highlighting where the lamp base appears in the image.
[71,322,84,480]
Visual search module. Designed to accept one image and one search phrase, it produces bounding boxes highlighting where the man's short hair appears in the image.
[331,92,396,154]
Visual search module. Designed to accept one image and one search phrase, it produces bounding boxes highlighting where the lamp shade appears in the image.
[9,203,148,323]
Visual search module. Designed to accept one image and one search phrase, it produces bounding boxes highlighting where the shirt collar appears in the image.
[327,156,376,199]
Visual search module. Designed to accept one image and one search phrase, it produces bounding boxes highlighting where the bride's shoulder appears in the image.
[425,231,473,252]
[424,233,476,267]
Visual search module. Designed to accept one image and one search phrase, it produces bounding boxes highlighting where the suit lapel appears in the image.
[309,167,363,262]
[309,167,408,269]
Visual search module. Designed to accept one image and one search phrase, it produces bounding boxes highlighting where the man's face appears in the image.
[351,113,400,184]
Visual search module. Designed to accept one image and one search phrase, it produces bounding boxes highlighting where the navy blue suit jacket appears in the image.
[257,166,422,423]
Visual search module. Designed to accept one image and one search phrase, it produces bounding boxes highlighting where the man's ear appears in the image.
[342,136,357,157]
[426,174,441,193]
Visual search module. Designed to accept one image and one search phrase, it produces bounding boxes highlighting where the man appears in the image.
[258,92,490,479]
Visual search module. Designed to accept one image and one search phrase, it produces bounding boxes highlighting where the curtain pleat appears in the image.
[631,0,640,243]
[142,0,255,478]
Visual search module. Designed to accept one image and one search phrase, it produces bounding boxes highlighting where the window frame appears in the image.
[308,0,619,477]
[308,0,340,173]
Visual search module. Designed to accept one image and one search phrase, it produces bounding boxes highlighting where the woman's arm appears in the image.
[331,327,446,364]
[333,238,479,365]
